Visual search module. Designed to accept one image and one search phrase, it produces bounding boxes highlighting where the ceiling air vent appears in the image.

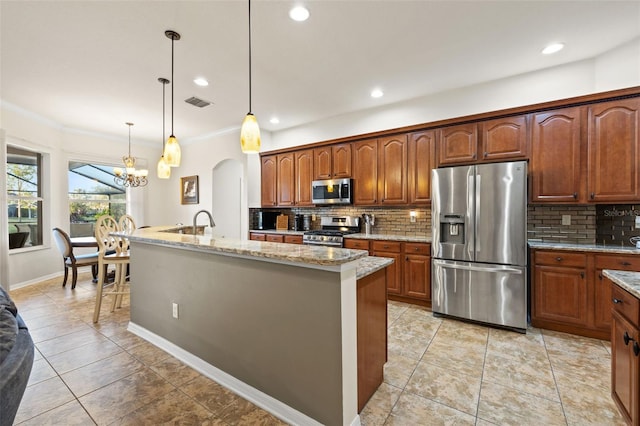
[185,96,212,108]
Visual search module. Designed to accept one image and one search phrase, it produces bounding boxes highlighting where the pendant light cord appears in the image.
[171,37,175,135]
[248,0,252,113]
[162,80,166,149]
[128,123,132,157]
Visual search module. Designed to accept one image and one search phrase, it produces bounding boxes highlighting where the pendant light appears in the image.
[240,0,261,153]
[157,77,171,179]
[114,123,148,187]
[164,30,181,167]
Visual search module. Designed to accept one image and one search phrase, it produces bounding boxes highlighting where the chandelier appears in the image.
[114,122,148,187]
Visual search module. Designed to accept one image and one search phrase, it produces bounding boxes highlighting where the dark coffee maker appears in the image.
[293,215,304,231]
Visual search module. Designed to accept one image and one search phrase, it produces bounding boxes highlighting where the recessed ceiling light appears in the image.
[542,43,564,55]
[193,78,209,87]
[270,117,280,124]
[289,5,309,22]
[371,88,384,98]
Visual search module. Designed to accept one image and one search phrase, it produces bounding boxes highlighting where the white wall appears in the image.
[270,38,640,150]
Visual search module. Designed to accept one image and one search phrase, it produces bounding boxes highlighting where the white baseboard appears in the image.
[128,322,356,426]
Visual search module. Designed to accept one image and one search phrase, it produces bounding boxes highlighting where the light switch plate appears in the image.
[635,215,640,229]
[172,302,179,319]
[562,215,571,226]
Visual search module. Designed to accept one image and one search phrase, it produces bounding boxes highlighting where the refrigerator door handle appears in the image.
[433,259,523,275]
[474,173,480,256]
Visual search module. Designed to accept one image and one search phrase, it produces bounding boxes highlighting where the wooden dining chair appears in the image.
[118,214,136,235]
[52,228,100,289]
[93,215,130,323]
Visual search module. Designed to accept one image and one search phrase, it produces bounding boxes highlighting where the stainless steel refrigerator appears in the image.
[431,160,527,332]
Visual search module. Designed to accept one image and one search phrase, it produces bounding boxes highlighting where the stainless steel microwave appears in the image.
[311,178,353,205]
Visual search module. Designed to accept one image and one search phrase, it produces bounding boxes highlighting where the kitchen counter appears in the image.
[124,226,368,267]
[528,241,640,255]
[603,270,640,299]
[345,233,431,243]
[357,256,394,280]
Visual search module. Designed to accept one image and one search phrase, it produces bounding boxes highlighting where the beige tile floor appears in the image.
[10,272,626,425]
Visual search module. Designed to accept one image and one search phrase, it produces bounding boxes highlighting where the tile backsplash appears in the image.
[527,205,596,244]
[596,204,640,247]
[251,203,639,246]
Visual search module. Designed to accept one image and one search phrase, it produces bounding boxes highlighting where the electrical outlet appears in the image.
[172,302,179,319]
[562,215,571,226]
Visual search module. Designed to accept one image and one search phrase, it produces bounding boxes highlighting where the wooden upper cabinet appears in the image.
[332,143,352,178]
[294,149,314,206]
[408,130,435,204]
[479,115,528,161]
[276,153,295,207]
[438,123,478,166]
[587,98,640,202]
[353,139,378,205]
[530,107,584,203]
[260,155,277,207]
[378,135,408,204]
[313,143,352,180]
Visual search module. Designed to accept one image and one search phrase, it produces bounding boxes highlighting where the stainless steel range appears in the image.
[302,216,360,247]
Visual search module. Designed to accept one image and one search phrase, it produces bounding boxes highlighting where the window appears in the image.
[68,161,126,237]
[7,146,43,249]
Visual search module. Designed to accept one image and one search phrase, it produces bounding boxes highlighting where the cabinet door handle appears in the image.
[634,342,640,357]
[405,256,409,261]
[590,192,595,199]
[599,273,603,280]
[484,152,488,158]
[613,298,623,304]
[414,247,420,251]
[621,261,632,266]
[573,192,578,199]
[624,331,632,345]
[580,272,585,279]
[555,257,563,262]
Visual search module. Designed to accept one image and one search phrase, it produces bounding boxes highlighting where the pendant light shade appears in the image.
[240,0,261,153]
[241,113,261,153]
[157,77,171,179]
[164,30,181,167]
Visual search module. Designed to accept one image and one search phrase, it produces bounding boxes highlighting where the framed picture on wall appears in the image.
[180,175,199,205]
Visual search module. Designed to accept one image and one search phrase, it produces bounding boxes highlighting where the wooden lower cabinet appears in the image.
[249,232,303,244]
[531,249,640,340]
[346,238,431,306]
[356,268,387,412]
[611,282,640,425]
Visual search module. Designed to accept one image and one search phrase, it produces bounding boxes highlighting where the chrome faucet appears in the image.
[193,210,215,234]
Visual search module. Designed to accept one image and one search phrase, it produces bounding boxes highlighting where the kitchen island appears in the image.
[120,226,389,426]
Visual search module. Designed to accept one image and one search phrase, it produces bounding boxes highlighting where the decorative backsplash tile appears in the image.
[596,204,640,247]
[251,203,638,246]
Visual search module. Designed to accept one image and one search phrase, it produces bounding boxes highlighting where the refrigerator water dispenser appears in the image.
[440,214,465,244]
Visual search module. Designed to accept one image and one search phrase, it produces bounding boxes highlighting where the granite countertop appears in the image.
[603,270,640,299]
[120,226,368,267]
[345,233,431,243]
[528,241,640,255]
[356,256,394,280]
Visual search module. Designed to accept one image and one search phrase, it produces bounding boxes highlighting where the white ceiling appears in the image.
[1,1,639,146]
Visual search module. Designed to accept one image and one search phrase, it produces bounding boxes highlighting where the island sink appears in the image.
[159,225,206,235]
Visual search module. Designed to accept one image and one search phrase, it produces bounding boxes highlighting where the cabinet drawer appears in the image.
[266,234,285,243]
[371,240,402,253]
[284,235,303,245]
[534,251,587,268]
[249,232,266,241]
[404,242,431,255]
[344,239,370,250]
[612,284,640,325]
[596,255,640,272]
